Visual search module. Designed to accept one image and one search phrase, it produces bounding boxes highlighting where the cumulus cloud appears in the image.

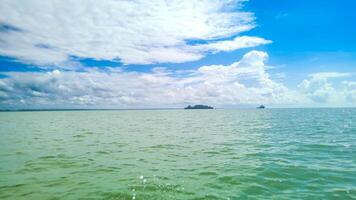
[0,0,269,67]
[298,72,355,105]
[0,51,299,109]
[342,81,356,102]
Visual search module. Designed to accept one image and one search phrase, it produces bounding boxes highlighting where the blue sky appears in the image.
[0,0,355,108]
[245,0,356,86]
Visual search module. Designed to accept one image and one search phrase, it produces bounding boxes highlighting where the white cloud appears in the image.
[194,36,271,52]
[298,72,355,105]
[309,72,350,81]
[1,51,354,109]
[342,81,356,102]
[0,51,299,108]
[0,0,269,67]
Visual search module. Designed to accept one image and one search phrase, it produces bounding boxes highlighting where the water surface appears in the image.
[0,109,355,199]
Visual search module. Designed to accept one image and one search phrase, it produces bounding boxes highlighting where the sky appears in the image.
[0,0,355,109]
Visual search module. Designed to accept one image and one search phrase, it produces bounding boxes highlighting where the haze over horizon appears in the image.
[0,0,355,109]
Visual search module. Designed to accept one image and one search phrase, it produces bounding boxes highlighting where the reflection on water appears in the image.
[0,108,355,199]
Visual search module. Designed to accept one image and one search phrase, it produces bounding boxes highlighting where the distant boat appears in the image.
[184,105,213,109]
[256,105,265,109]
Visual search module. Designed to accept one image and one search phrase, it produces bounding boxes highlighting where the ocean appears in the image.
[0,108,355,199]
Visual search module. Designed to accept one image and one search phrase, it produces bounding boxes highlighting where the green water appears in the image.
[0,109,355,199]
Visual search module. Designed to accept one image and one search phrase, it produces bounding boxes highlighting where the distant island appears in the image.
[256,105,265,109]
[184,105,214,109]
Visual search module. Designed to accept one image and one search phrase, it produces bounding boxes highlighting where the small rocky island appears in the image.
[184,105,214,109]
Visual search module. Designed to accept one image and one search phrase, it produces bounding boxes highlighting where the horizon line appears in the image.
[1,106,355,112]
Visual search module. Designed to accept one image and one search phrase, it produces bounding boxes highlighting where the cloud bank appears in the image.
[0,51,298,108]
[1,50,354,109]
[0,0,270,67]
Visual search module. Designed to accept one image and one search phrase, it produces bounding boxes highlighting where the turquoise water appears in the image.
[0,109,355,199]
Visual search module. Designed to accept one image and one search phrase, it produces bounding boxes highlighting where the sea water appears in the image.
[0,108,355,199]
